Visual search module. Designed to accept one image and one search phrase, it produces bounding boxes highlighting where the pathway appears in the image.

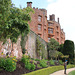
[50,68,75,75]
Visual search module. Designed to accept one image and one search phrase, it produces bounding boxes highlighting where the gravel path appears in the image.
[50,68,75,75]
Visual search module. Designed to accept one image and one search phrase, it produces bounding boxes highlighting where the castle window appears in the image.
[38,24,42,30]
[48,23,53,26]
[56,26,58,30]
[38,34,41,37]
[38,15,42,22]
[48,37,50,42]
[48,28,53,34]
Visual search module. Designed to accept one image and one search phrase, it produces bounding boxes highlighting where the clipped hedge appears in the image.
[23,65,75,75]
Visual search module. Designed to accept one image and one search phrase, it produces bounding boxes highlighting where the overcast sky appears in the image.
[12,0,75,44]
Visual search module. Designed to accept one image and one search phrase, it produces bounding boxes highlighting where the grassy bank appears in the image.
[68,70,75,75]
[23,65,75,75]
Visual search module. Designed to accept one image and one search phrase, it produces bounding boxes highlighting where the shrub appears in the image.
[5,58,16,72]
[21,55,29,64]
[37,64,42,68]
[25,62,36,70]
[0,57,16,72]
[40,59,47,68]
[50,60,55,65]
[59,60,63,64]
[31,63,36,70]
[35,58,40,61]
[25,63,31,70]
[0,58,6,68]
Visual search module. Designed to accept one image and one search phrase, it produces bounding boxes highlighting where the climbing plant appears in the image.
[0,0,34,53]
[36,38,47,59]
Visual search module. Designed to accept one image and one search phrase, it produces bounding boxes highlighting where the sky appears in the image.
[12,0,75,44]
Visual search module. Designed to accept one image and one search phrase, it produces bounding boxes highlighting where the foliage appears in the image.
[35,58,40,61]
[0,0,34,52]
[0,58,6,68]
[59,60,63,65]
[40,59,47,68]
[25,63,32,70]
[37,64,42,68]
[21,55,36,70]
[36,38,47,59]
[47,38,59,51]
[0,57,16,72]
[31,63,36,70]
[63,40,74,63]
[21,33,28,54]
[25,62,36,70]
[21,55,29,64]
[23,65,75,75]
[5,58,16,72]
[47,38,59,59]
[49,60,55,65]
[58,44,64,53]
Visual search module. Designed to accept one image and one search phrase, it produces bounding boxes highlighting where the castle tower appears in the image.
[27,2,32,8]
[49,14,55,21]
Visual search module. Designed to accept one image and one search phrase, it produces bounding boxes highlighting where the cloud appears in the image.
[46,0,75,43]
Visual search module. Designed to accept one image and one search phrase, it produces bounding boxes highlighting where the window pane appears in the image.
[48,28,53,33]
[38,16,42,22]
[48,38,50,41]
[38,24,41,30]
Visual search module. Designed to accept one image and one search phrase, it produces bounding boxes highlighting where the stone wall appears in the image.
[25,30,47,59]
[0,30,47,59]
[0,36,22,59]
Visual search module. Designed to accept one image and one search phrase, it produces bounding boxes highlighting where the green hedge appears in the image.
[22,65,75,75]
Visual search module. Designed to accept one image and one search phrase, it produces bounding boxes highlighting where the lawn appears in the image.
[68,70,75,75]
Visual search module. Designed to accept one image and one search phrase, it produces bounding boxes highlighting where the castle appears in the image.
[0,2,65,59]
[27,2,65,44]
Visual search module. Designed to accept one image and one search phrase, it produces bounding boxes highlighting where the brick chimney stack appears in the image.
[49,14,55,21]
[58,18,59,23]
[27,2,32,8]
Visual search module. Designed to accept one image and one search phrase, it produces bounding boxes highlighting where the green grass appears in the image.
[22,65,75,75]
[68,70,75,75]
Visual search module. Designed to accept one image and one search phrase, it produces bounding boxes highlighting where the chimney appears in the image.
[57,18,59,23]
[27,2,32,8]
[49,14,55,21]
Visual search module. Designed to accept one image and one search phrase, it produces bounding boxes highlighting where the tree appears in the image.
[0,0,12,41]
[58,44,64,53]
[0,0,34,54]
[63,40,74,63]
[47,38,59,59]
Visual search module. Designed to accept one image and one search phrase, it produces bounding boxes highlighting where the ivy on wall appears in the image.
[20,32,28,54]
[36,38,47,59]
